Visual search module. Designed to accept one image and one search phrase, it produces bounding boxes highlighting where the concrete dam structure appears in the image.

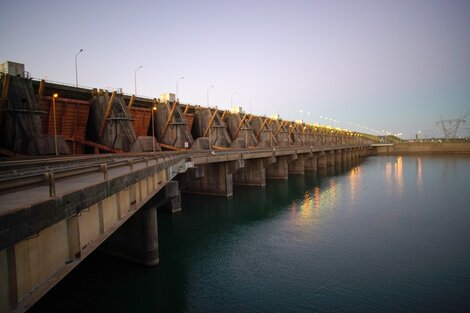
[0,75,69,155]
[0,73,370,157]
[0,71,375,313]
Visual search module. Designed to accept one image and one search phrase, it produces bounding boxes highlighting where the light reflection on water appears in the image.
[384,156,404,199]
[348,165,361,205]
[289,153,437,231]
[416,157,423,193]
[293,175,342,224]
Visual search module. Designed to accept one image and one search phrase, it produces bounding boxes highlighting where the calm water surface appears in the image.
[30,155,470,313]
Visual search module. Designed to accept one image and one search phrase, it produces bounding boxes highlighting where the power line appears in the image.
[436,112,468,138]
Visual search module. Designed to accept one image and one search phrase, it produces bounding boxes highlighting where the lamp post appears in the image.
[176,76,184,101]
[75,49,83,87]
[245,121,249,149]
[265,100,271,116]
[249,97,256,114]
[134,65,143,95]
[207,85,215,107]
[52,93,59,155]
[208,115,212,153]
[270,124,273,147]
[151,106,157,152]
[230,91,238,108]
[289,125,293,146]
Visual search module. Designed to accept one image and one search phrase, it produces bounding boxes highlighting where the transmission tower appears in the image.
[436,112,468,138]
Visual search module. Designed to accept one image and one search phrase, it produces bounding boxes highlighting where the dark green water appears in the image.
[30,155,470,313]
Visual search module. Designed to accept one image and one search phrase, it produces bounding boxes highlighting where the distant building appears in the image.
[231,106,244,114]
[270,114,281,120]
[295,119,303,124]
[0,61,25,77]
[160,93,176,103]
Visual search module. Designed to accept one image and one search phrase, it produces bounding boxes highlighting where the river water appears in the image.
[30,155,470,313]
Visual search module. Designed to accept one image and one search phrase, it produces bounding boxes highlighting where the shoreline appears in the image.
[372,142,470,155]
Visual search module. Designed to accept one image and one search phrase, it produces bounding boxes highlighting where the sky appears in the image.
[1,0,469,138]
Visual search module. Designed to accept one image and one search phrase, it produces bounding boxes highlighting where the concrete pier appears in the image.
[101,205,159,266]
[326,151,335,167]
[266,155,290,180]
[186,160,244,197]
[288,153,306,175]
[317,153,327,168]
[164,181,182,213]
[233,157,273,187]
[143,180,183,214]
[351,150,359,160]
[305,154,318,171]
[334,150,342,165]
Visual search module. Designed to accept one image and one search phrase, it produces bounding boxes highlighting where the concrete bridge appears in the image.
[0,68,373,312]
[0,146,370,313]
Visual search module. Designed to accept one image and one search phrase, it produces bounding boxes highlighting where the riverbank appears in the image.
[372,142,470,155]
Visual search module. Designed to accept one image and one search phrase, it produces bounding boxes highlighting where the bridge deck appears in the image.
[0,145,358,216]
[0,157,158,216]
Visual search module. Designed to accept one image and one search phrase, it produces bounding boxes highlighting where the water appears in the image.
[30,155,470,313]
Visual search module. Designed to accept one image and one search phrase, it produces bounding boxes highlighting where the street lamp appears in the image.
[52,93,59,155]
[208,114,212,153]
[134,65,143,95]
[151,106,157,152]
[270,125,273,148]
[249,97,256,114]
[289,125,293,147]
[176,76,184,101]
[231,91,238,107]
[264,100,271,116]
[207,85,215,107]
[75,49,83,87]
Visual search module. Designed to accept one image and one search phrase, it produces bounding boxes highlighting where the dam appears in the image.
[0,68,373,313]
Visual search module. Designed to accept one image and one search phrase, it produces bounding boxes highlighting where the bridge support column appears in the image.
[289,153,308,175]
[186,160,244,197]
[342,151,351,163]
[101,205,159,266]
[305,154,317,171]
[233,157,273,187]
[351,150,358,160]
[317,153,327,168]
[164,181,181,213]
[326,151,335,167]
[266,155,290,180]
[334,150,342,165]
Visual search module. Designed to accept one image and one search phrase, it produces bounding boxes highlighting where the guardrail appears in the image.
[0,154,183,197]
[0,144,366,196]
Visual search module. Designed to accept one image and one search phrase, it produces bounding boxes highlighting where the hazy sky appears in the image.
[1,0,469,138]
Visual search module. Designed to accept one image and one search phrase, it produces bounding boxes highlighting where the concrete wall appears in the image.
[373,142,470,155]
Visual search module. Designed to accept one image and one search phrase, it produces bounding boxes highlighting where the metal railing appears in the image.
[0,154,183,196]
[0,144,368,196]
